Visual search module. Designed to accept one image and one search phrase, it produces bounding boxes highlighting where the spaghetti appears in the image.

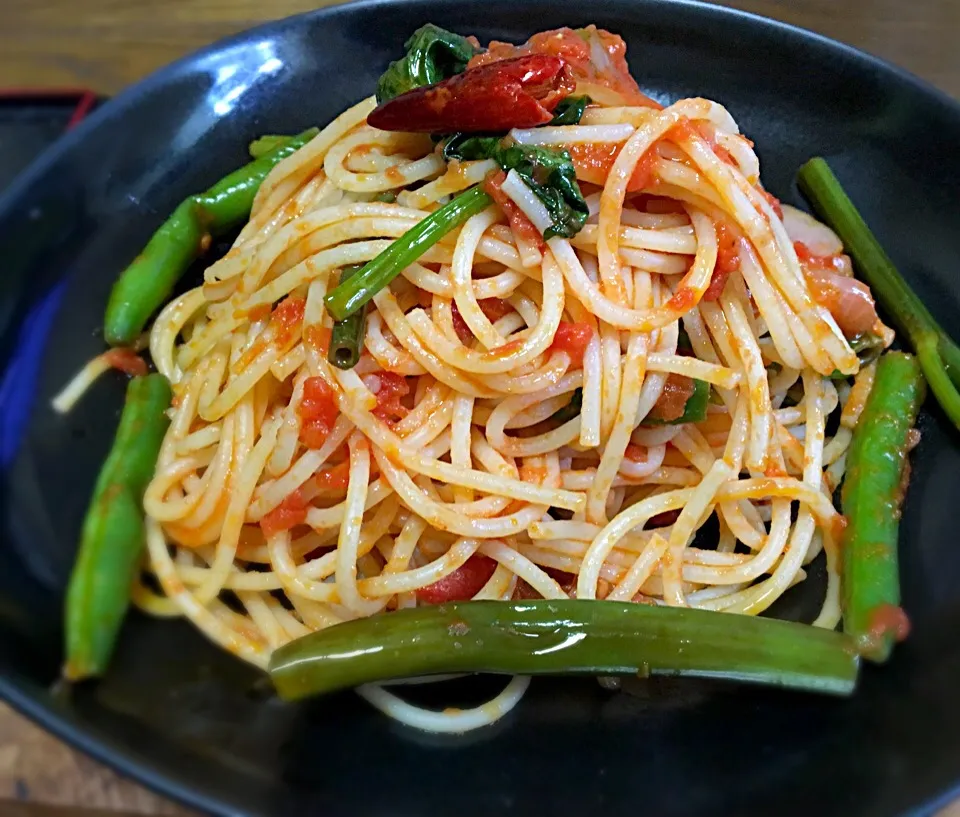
[69,25,902,730]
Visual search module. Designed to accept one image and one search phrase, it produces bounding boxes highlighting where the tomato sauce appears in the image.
[237,303,272,322]
[795,241,879,337]
[713,143,737,167]
[479,297,513,323]
[450,302,474,344]
[568,118,740,190]
[489,337,525,361]
[102,348,148,377]
[270,296,306,349]
[794,241,848,276]
[451,298,514,345]
[304,324,332,356]
[566,142,658,192]
[511,579,542,600]
[703,222,740,301]
[865,603,911,645]
[468,26,661,109]
[299,420,331,450]
[549,321,594,368]
[416,554,499,603]
[648,374,695,422]
[369,55,574,133]
[314,459,351,493]
[260,488,308,538]
[372,371,411,422]
[483,170,546,250]
[298,376,339,449]
[666,285,697,313]
[759,188,783,219]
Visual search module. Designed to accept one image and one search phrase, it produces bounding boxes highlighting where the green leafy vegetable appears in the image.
[850,332,884,360]
[828,333,885,379]
[496,143,588,239]
[376,24,481,103]
[642,379,711,426]
[548,95,592,126]
[440,96,592,164]
[442,133,501,162]
[444,136,588,239]
[549,388,583,424]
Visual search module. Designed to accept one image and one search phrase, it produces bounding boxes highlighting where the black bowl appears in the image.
[2,1,960,815]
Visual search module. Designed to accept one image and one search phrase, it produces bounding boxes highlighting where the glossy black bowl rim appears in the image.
[1,1,959,814]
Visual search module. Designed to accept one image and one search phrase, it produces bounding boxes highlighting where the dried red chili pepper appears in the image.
[367,55,575,133]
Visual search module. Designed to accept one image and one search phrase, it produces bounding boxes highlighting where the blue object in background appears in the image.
[0,280,67,466]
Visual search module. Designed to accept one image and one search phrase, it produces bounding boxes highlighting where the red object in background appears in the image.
[66,90,98,129]
[0,88,101,191]
[0,87,99,129]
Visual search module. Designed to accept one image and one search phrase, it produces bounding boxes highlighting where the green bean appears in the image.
[64,374,172,681]
[324,186,493,320]
[269,600,859,700]
[104,128,318,347]
[842,352,925,662]
[328,265,368,370]
[248,133,294,159]
[797,157,960,427]
[199,126,316,224]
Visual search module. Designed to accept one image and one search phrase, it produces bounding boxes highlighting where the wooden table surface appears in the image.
[2,0,959,814]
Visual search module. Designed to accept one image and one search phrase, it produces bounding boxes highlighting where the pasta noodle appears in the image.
[54,24,896,732]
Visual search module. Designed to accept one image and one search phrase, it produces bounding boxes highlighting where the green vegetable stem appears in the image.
[64,374,172,681]
[328,265,369,369]
[841,351,925,662]
[104,128,318,347]
[324,186,493,320]
[269,600,859,700]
